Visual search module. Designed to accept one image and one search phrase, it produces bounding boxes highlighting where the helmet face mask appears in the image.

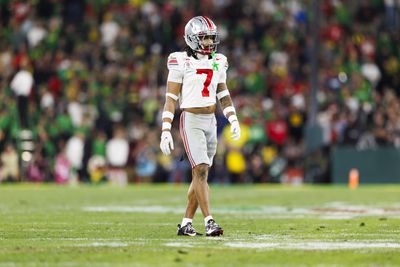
[184,16,220,55]
[198,33,220,54]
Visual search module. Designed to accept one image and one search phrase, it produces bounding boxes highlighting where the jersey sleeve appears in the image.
[217,54,229,84]
[167,52,184,83]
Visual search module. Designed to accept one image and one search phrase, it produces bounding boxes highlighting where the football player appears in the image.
[160,16,241,236]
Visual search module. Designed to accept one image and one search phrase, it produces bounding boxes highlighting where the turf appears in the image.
[0,184,399,266]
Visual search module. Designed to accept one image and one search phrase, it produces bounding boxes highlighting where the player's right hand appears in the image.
[230,120,241,141]
[160,131,174,155]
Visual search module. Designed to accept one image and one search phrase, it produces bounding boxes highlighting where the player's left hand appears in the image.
[160,131,174,155]
[230,120,241,141]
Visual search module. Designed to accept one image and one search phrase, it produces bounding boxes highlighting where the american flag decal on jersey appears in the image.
[168,57,178,66]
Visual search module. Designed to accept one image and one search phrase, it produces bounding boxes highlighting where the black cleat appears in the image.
[177,223,202,236]
[205,219,224,236]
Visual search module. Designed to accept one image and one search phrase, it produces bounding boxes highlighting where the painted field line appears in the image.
[76,242,129,247]
[74,242,145,247]
[164,241,400,250]
[83,205,400,219]
[225,241,400,250]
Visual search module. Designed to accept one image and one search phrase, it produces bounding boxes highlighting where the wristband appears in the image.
[166,93,179,101]
[228,115,238,124]
[223,106,236,117]
[162,122,172,130]
[217,90,230,100]
[162,111,174,120]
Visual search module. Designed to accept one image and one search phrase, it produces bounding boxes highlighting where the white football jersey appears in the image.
[167,51,228,108]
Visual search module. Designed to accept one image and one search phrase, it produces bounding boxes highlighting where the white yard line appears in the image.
[83,206,186,213]
[83,205,400,219]
[75,241,145,247]
[164,241,400,250]
[76,242,130,247]
[224,241,400,250]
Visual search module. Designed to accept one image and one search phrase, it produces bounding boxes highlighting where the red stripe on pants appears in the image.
[180,112,196,167]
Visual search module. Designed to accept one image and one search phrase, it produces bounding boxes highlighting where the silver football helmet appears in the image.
[184,16,220,55]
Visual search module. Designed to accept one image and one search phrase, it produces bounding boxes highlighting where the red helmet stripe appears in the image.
[202,16,213,30]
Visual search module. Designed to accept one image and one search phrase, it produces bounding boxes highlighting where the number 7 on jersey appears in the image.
[196,69,213,97]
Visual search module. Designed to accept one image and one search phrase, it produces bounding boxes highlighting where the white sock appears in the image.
[181,218,192,227]
[204,215,213,226]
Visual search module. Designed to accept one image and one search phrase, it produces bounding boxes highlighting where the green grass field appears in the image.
[0,184,399,267]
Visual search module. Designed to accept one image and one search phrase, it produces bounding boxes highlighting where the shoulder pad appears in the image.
[215,53,228,70]
[167,52,185,71]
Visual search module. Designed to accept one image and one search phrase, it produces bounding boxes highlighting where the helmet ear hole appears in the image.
[186,34,200,51]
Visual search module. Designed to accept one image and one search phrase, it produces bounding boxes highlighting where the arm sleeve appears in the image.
[218,56,229,83]
[167,53,184,83]
[219,69,227,84]
[167,69,183,83]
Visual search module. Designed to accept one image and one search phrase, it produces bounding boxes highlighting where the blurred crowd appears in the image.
[0,0,399,184]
